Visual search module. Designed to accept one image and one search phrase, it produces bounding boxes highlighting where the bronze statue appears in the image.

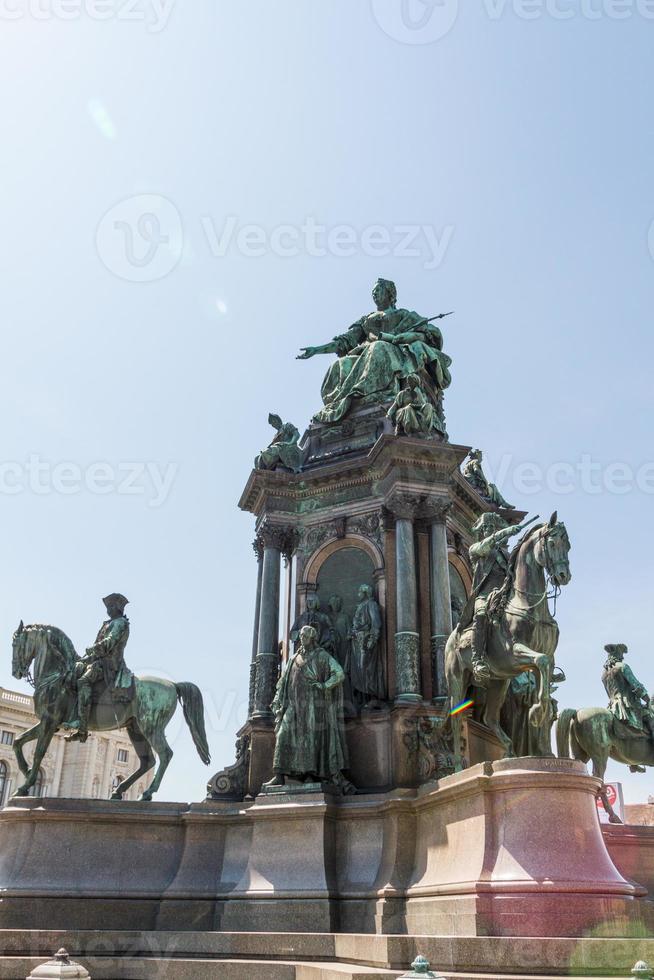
[501,666,566,757]
[349,584,385,707]
[446,513,571,767]
[602,644,654,744]
[255,413,302,473]
[10,598,211,801]
[290,595,335,653]
[297,278,452,426]
[263,625,354,794]
[558,643,654,823]
[67,593,132,743]
[462,449,514,510]
[466,512,531,686]
[386,373,446,438]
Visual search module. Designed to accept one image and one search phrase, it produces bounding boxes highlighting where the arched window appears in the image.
[0,761,7,806]
[28,768,44,798]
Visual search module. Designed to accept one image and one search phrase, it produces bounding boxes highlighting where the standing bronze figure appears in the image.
[349,585,385,707]
[264,625,354,794]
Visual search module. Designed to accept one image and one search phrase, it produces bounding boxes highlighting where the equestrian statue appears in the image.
[11,593,210,801]
[557,643,654,823]
[445,512,572,768]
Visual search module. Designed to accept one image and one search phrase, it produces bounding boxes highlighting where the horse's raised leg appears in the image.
[110,720,156,801]
[140,729,173,802]
[13,719,57,797]
[13,722,42,777]
[482,679,513,757]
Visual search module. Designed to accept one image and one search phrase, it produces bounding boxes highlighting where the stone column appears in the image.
[252,523,297,720]
[387,493,424,705]
[427,501,452,700]
[248,537,264,718]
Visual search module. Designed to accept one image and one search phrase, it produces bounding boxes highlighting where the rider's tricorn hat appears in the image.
[103,593,129,613]
[604,643,628,657]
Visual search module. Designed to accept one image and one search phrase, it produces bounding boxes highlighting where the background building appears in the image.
[0,686,144,803]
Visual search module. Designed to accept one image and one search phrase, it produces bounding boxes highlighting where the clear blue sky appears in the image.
[0,1,653,805]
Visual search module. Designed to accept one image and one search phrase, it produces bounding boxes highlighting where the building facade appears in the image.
[0,686,145,804]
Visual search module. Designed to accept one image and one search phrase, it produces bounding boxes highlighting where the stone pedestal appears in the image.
[220,790,338,933]
[405,757,648,938]
[1,760,649,940]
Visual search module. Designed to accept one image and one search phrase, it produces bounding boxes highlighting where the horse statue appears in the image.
[556,708,653,823]
[11,622,211,801]
[445,512,572,767]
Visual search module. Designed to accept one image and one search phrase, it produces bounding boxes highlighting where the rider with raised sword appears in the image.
[467,512,534,686]
[67,593,133,743]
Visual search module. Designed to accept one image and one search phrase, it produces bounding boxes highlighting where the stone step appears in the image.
[2,930,654,978]
[1,958,401,980]
[0,956,641,980]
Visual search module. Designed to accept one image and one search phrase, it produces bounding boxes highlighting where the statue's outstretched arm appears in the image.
[297,319,366,360]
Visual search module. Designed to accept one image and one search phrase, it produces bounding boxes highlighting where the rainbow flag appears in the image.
[450,699,474,717]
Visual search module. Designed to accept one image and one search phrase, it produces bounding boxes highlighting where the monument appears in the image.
[1,279,653,980]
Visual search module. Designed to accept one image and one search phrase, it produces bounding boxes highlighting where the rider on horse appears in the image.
[602,643,654,771]
[67,593,133,743]
[466,512,531,686]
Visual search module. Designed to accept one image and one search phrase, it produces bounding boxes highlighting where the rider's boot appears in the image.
[471,610,491,688]
[66,687,91,743]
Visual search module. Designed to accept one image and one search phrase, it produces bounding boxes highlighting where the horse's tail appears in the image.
[556,707,577,758]
[175,682,211,765]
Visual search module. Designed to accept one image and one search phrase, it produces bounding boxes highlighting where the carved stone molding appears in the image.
[402,717,456,784]
[298,521,341,558]
[347,512,383,551]
[206,734,251,802]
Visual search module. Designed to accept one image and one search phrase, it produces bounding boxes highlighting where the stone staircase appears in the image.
[2,930,653,979]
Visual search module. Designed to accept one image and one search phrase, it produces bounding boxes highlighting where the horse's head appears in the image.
[533,511,572,587]
[12,620,32,680]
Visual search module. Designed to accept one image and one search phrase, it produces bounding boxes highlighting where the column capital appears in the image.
[258,521,298,557]
[384,491,426,522]
[422,499,452,524]
[253,537,264,561]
